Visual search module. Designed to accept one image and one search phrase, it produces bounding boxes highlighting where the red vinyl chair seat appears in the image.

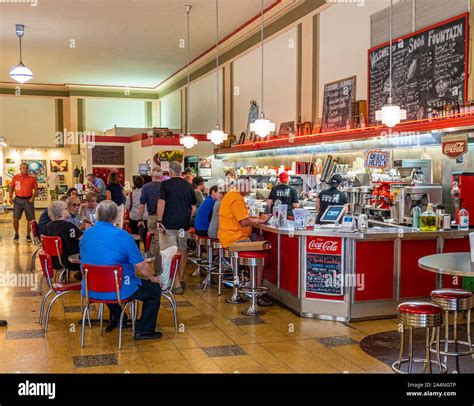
[52,282,82,292]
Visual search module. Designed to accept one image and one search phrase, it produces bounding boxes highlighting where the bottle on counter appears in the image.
[420,203,437,232]
[435,204,445,229]
[412,205,421,231]
[458,207,469,231]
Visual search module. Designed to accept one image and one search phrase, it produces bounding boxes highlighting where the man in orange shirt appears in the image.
[218,176,272,306]
[9,163,38,243]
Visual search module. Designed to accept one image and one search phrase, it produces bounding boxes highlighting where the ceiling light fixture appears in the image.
[179,5,198,149]
[207,0,228,146]
[249,0,275,138]
[9,24,33,84]
[375,0,406,128]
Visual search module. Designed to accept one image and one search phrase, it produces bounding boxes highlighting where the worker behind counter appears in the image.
[315,174,348,224]
[266,172,300,217]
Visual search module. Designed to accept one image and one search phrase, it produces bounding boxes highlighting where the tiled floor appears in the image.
[0,212,457,374]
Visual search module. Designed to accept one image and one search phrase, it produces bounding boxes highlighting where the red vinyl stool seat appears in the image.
[393,301,446,374]
[430,288,473,373]
[238,251,269,259]
[398,302,443,316]
[431,288,472,300]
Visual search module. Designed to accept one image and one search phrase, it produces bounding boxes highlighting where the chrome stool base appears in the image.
[392,358,447,374]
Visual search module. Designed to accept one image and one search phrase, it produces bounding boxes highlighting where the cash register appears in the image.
[319,205,345,228]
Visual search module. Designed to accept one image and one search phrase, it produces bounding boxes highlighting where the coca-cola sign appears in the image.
[307,237,342,255]
[442,134,468,159]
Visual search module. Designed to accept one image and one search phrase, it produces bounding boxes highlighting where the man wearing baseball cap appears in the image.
[316,173,348,223]
[267,172,300,217]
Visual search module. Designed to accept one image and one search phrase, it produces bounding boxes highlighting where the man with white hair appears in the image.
[157,161,197,294]
[80,200,163,339]
[138,166,163,274]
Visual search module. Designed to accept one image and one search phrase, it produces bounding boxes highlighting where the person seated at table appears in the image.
[218,176,272,306]
[208,169,236,240]
[66,196,88,230]
[66,187,78,198]
[80,200,163,339]
[80,192,97,224]
[37,196,68,236]
[44,200,82,272]
[195,185,221,237]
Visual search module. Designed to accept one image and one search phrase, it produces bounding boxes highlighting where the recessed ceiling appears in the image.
[0,0,276,88]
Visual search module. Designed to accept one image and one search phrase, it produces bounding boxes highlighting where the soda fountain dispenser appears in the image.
[451,172,474,226]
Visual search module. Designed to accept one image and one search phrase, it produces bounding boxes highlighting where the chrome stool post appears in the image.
[202,240,231,295]
[392,302,447,374]
[429,288,473,373]
[226,251,246,304]
[238,251,269,316]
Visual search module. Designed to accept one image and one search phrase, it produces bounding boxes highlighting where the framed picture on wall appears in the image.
[278,121,295,137]
[50,159,68,172]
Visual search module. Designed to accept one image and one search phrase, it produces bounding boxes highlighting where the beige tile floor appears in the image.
[0,213,396,373]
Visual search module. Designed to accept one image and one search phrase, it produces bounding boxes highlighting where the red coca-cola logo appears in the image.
[442,137,467,159]
[307,238,341,254]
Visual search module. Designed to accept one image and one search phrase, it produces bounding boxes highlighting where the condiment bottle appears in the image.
[420,203,437,232]
[458,207,469,231]
[412,206,421,231]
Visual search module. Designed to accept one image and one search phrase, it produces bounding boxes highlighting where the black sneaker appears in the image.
[26,235,32,243]
[13,235,19,244]
[134,331,162,341]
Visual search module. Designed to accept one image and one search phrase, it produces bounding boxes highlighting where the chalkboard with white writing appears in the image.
[92,146,125,166]
[368,14,468,124]
[321,76,357,132]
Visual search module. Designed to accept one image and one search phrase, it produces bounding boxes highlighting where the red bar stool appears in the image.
[238,251,270,316]
[195,236,215,279]
[226,250,247,305]
[430,288,473,373]
[202,240,231,295]
[392,302,447,374]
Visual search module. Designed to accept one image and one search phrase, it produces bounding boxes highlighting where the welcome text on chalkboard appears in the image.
[368,14,468,124]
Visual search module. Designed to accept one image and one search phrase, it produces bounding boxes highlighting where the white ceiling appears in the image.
[0,0,276,88]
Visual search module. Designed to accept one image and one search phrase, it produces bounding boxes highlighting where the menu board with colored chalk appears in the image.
[368,14,468,124]
[321,76,357,132]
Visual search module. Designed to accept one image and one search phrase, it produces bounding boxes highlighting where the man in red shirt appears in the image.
[9,163,38,243]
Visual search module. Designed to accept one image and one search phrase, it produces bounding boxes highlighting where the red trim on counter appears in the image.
[400,239,438,298]
[279,234,299,296]
[262,230,278,286]
[355,240,395,302]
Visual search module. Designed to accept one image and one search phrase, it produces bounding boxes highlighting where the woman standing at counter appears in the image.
[267,172,300,217]
[316,174,349,223]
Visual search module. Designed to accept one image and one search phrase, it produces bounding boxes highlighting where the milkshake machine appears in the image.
[452,172,474,226]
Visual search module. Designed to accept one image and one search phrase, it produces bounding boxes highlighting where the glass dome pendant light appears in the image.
[249,0,275,138]
[375,0,406,128]
[207,0,228,146]
[179,5,198,149]
[9,24,33,84]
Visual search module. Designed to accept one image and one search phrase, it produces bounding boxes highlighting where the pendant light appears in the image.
[375,0,406,128]
[0,137,7,147]
[180,5,198,149]
[9,24,33,84]
[207,0,228,146]
[249,0,275,138]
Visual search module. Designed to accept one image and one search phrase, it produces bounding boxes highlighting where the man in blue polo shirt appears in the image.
[194,185,221,236]
[138,167,162,274]
[86,173,106,202]
[80,200,163,340]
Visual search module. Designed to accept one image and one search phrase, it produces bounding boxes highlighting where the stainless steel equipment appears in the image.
[393,159,433,184]
[399,184,443,225]
[346,186,374,214]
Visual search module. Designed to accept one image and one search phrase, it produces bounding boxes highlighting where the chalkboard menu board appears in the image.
[305,236,343,296]
[321,76,356,132]
[368,14,468,124]
[92,146,125,166]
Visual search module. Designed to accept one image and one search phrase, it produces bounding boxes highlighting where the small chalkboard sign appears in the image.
[368,14,468,124]
[305,237,344,296]
[321,76,357,133]
[92,146,125,166]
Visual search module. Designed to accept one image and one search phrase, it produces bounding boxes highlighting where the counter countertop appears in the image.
[256,222,471,240]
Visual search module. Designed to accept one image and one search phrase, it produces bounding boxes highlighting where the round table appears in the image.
[418,252,474,288]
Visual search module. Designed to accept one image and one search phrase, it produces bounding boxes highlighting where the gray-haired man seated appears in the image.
[80,200,163,340]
